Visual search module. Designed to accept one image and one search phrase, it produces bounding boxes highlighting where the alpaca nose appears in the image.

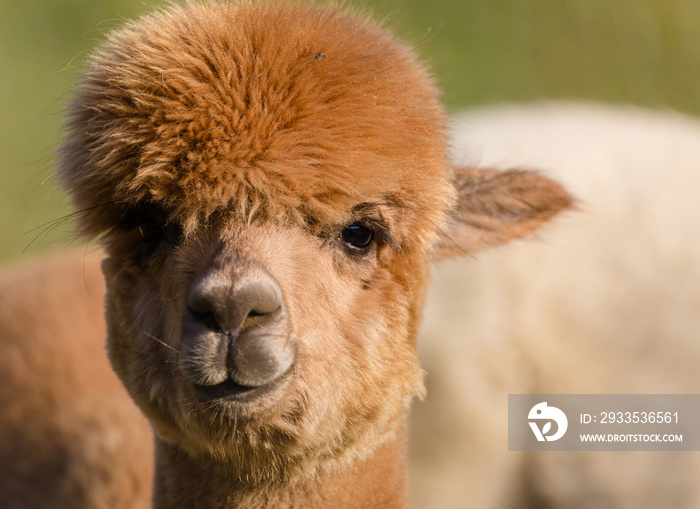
[181,268,295,391]
[187,272,283,334]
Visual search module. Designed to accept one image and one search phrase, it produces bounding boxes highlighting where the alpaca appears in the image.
[0,252,153,509]
[411,102,700,509]
[0,3,570,508]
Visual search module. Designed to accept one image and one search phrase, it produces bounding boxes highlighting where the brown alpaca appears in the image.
[1,2,570,508]
[0,252,153,509]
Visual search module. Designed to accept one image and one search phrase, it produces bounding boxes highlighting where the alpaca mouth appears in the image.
[191,367,292,406]
[194,379,260,400]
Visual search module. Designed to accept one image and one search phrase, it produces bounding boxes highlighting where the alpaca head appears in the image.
[58,1,570,483]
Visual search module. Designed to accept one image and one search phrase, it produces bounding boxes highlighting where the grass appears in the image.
[2,0,699,265]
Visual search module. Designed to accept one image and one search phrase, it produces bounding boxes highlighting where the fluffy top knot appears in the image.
[59,1,452,239]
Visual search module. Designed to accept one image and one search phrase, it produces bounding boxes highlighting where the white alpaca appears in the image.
[411,102,700,509]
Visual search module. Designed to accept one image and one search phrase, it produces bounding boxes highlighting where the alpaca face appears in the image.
[60,3,453,479]
[101,199,438,481]
[100,196,432,477]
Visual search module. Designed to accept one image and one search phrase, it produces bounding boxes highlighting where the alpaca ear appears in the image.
[431,167,572,260]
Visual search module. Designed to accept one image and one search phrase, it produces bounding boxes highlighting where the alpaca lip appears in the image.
[192,368,291,404]
[194,379,259,400]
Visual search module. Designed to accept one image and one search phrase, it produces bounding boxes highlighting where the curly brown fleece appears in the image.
[60,1,453,241]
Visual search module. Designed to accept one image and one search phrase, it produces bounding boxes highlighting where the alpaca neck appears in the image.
[152,419,409,509]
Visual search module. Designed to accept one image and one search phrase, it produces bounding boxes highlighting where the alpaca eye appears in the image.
[341,223,374,251]
[138,220,164,244]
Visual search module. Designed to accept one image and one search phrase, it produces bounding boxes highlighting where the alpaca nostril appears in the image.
[188,308,222,333]
[186,292,222,332]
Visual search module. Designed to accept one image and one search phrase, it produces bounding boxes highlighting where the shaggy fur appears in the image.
[2,3,570,509]
[60,1,453,242]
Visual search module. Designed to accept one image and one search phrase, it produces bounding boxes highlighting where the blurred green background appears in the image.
[2,0,699,265]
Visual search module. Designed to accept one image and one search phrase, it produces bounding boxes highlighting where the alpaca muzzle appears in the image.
[179,267,295,396]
